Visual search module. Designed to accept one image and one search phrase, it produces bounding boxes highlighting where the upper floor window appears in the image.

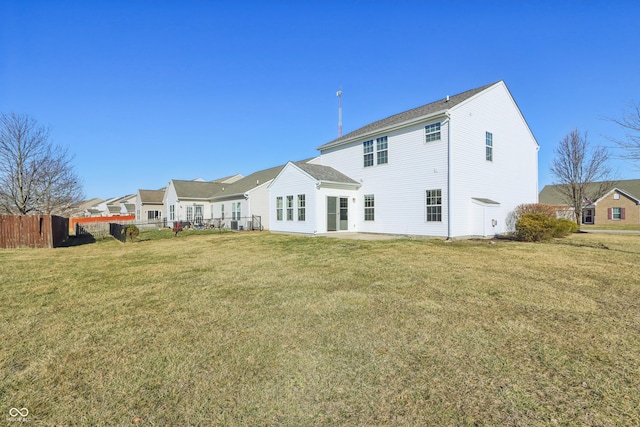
[486,131,493,161]
[425,122,441,142]
[425,189,442,222]
[376,136,388,165]
[363,140,374,167]
[364,195,375,221]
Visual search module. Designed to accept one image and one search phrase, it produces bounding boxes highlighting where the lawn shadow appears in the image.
[57,235,97,247]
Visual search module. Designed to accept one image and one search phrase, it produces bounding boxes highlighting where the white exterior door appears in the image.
[327,197,348,231]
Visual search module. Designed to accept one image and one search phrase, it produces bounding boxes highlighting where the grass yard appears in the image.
[1,231,639,426]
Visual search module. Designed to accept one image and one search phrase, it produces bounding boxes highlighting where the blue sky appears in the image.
[1,1,639,200]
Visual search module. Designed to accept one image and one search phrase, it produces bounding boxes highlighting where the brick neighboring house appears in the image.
[539,179,640,225]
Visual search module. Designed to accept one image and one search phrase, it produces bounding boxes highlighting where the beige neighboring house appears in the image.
[71,198,105,217]
[539,179,640,225]
[136,189,166,223]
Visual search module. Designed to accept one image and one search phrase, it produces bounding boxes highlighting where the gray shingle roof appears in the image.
[318,81,500,150]
[212,165,285,197]
[139,189,165,204]
[173,180,225,199]
[539,179,640,205]
[294,162,359,185]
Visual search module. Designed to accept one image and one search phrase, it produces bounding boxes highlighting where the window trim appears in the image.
[276,197,283,221]
[286,195,294,221]
[376,136,388,165]
[486,131,493,162]
[364,194,375,221]
[363,140,374,167]
[425,189,442,222]
[612,207,622,220]
[425,122,441,143]
[297,194,306,221]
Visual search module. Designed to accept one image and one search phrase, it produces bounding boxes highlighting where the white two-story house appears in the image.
[269,81,539,238]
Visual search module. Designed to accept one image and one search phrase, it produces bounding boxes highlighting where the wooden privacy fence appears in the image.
[0,214,69,248]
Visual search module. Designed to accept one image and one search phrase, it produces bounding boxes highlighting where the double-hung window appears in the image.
[425,122,441,142]
[363,140,374,167]
[276,197,283,221]
[221,204,225,220]
[364,195,375,221]
[486,131,493,161]
[425,189,442,222]
[286,195,294,221]
[297,194,306,221]
[170,205,175,221]
[186,206,193,222]
[611,207,625,220]
[376,136,388,165]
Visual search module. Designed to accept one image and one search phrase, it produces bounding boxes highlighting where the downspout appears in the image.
[444,112,452,240]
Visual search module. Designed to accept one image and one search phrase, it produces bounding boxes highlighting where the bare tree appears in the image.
[550,129,615,228]
[0,112,84,215]
[609,102,640,166]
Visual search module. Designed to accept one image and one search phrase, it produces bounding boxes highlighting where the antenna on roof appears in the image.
[337,88,343,137]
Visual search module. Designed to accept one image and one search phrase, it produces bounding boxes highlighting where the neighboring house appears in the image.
[136,189,166,223]
[540,179,640,225]
[72,195,135,217]
[164,162,317,230]
[208,165,285,231]
[212,174,244,184]
[70,198,105,217]
[106,194,136,216]
[269,81,539,238]
[163,180,225,226]
[208,158,320,231]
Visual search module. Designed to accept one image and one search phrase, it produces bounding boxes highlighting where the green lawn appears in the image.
[2,231,639,425]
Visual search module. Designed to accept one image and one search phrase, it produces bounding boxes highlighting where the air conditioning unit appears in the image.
[230,220,238,230]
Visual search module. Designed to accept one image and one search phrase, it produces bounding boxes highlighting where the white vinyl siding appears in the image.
[448,82,538,237]
[320,122,448,236]
[269,164,320,234]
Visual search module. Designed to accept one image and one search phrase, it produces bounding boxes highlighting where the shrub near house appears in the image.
[516,213,578,242]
